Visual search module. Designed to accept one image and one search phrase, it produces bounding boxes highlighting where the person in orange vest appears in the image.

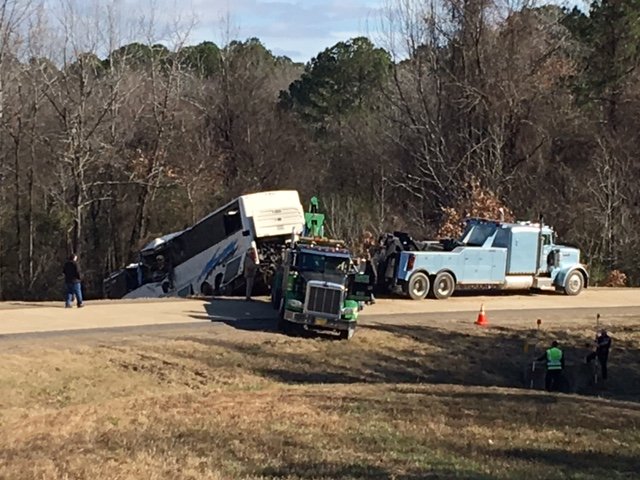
[537,341,564,392]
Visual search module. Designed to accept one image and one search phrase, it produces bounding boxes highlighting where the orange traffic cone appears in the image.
[475,303,488,326]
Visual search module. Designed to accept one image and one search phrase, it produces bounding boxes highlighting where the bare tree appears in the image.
[127,15,194,250]
[0,0,33,297]
[39,0,142,261]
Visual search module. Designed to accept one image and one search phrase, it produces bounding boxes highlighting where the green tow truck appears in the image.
[270,198,372,340]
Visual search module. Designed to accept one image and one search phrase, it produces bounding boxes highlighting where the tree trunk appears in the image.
[27,165,34,289]
[13,129,23,289]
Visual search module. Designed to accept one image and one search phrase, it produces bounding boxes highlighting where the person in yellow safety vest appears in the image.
[536,340,565,392]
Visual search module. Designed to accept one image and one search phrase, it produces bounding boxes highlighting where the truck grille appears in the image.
[306,285,342,316]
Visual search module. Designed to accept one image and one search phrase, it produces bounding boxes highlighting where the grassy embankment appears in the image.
[1,314,639,479]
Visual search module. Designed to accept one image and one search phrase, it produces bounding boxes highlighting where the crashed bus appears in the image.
[103,190,305,299]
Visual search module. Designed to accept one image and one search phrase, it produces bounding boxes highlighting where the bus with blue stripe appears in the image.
[103,190,305,299]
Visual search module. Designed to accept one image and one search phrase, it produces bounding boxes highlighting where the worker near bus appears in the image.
[62,253,84,308]
[243,247,257,301]
[357,231,377,303]
[586,329,612,382]
[537,340,564,392]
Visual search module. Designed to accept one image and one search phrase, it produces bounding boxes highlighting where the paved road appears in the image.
[0,289,638,344]
[0,288,637,335]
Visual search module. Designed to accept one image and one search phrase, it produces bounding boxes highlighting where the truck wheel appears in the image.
[340,325,356,340]
[431,271,455,299]
[564,271,584,296]
[407,272,430,300]
[277,316,290,333]
[271,288,282,310]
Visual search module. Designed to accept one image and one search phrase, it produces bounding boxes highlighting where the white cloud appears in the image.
[119,0,384,61]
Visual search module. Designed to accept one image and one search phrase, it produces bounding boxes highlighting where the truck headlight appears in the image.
[342,307,355,316]
[287,299,303,309]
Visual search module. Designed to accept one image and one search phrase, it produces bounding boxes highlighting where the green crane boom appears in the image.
[303,196,325,237]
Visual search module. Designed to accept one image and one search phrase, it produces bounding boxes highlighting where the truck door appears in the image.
[489,228,510,282]
[538,232,553,274]
[507,229,538,275]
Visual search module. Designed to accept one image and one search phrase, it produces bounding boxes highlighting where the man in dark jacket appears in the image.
[63,253,83,308]
[586,329,612,381]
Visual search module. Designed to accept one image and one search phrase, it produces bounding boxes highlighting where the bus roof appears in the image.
[141,230,184,252]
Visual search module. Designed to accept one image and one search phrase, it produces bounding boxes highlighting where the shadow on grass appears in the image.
[170,297,640,401]
[364,323,640,401]
[488,447,640,478]
[258,462,486,480]
[188,299,347,341]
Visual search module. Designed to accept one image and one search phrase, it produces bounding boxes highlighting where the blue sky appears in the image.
[177,0,384,62]
[113,0,581,64]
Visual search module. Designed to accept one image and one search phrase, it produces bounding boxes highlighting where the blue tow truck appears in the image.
[381,217,588,300]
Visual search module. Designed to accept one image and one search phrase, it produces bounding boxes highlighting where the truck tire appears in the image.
[339,325,356,340]
[431,271,455,299]
[271,287,282,310]
[407,272,430,300]
[277,316,290,333]
[564,271,584,296]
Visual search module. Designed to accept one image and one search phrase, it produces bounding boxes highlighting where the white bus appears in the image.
[103,190,305,299]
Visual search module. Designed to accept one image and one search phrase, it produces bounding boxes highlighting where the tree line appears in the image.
[0,0,638,300]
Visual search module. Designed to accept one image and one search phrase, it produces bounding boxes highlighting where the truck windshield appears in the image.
[297,253,350,274]
[461,223,498,247]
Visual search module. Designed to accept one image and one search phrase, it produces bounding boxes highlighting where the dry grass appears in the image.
[1,316,640,479]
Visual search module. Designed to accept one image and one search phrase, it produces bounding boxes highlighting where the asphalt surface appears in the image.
[1,305,638,348]
[0,289,638,347]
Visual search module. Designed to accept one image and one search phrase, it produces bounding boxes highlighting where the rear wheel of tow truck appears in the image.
[430,271,455,300]
[563,271,584,296]
[339,325,356,341]
[407,272,430,300]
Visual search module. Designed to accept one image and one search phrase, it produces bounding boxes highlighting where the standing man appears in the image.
[243,247,257,301]
[537,340,564,392]
[63,253,83,308]
[586,329,612,382]
[357,231,377,298]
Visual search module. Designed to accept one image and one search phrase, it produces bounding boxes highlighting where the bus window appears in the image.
[185,212,225,258]
[223,203,242,236]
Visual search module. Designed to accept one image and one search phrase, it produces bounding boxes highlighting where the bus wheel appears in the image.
[214,274,224,295]
[201,282,213,296]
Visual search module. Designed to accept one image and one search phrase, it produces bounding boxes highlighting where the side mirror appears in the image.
[242,230,251,237]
